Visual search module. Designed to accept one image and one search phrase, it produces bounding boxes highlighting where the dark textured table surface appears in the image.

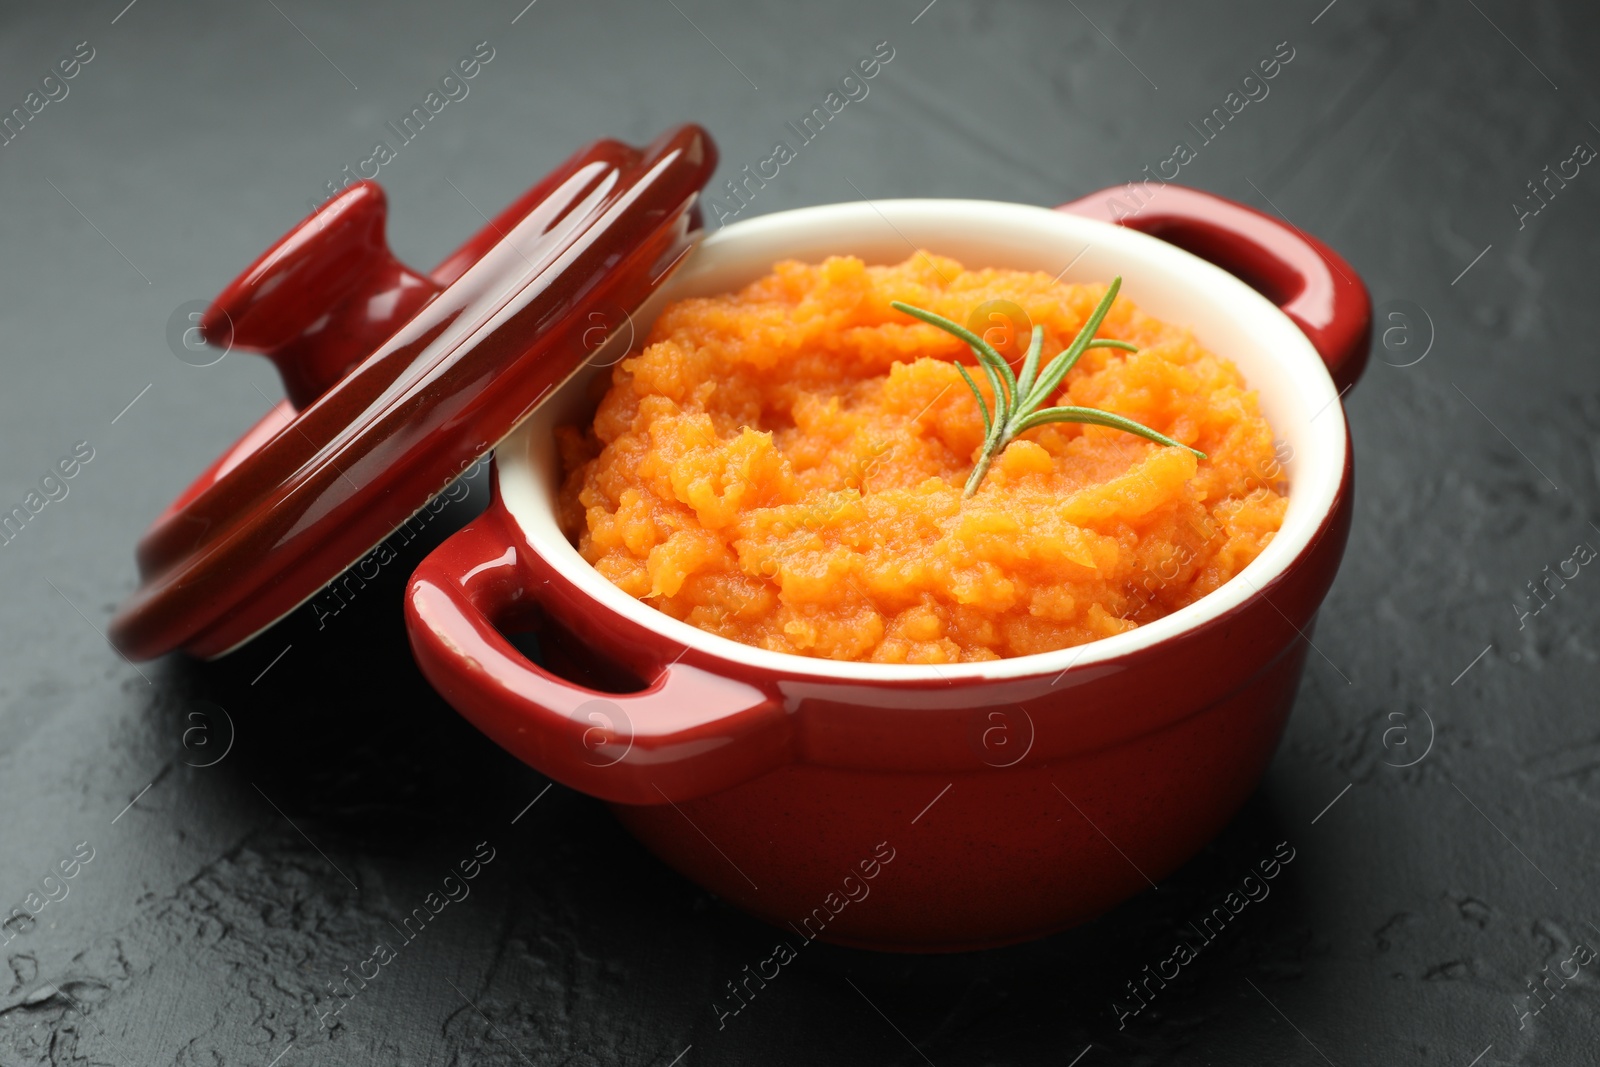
[2,1,1597,1063]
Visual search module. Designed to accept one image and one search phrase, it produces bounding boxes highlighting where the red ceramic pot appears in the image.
[405,188,1370,952]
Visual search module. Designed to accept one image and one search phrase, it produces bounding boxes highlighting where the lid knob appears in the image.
[111,125,718,662]
[201,181,443,409]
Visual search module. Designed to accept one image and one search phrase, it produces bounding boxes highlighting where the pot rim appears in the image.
[495,197,1348,684]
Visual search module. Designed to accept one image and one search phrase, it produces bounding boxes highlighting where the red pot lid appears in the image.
[110,124,718,660]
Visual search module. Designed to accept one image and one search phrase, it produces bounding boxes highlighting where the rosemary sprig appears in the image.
[891,277,1205,497]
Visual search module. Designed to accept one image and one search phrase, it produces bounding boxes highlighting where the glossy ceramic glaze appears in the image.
[110,125,717,661]
[405,189,1370,951]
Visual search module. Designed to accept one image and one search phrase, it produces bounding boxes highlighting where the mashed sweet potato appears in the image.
[556,253,1287,663]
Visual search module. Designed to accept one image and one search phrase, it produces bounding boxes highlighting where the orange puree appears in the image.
[556,253,1287,663]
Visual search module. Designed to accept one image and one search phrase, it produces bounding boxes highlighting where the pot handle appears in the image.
[405,494,791,805]
[1056,185,1371,393]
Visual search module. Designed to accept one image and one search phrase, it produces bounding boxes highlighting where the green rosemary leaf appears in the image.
[889,301,1005,369]
[975,357,1008,452]
[1020,337,1139,407]
[972,337,1016,416]
[1022,278,1122,412]
[1016,405,1205,458]
[890,300,1015,411]
[956,363,990,439]
[1015,324,1045,402]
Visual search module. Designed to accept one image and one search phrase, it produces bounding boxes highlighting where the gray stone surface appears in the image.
[0,0,1596,1063]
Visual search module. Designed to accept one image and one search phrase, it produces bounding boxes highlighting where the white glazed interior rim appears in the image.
[496,198,1348,683]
